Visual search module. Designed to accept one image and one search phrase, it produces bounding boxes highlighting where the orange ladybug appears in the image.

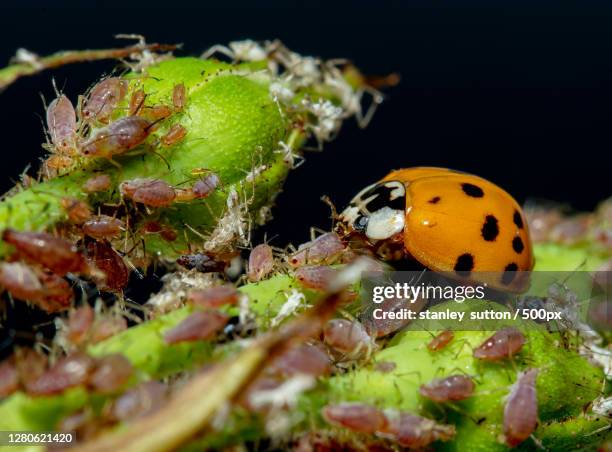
[338,167,534,292]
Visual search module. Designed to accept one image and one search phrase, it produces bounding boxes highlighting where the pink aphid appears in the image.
[323,319,372,358]
[0,358,19,397]
[82,77,128,123]
[427,330,455,352]
[82,215,125,240]
[193,173,220,199]
[382,412,456,448]
[89,354,133,394]
[120,178,177,207]
[187,284,239,308]
[81,116,154,159]
[419,375,475,403]
[269,343,331,378]
[247,244,274,282]
[26,352,95,396]
[160,124,187,147]
[82,174,112,193]
[289,232,346,267]
[66,305,95,346]
[110,380,168,422]
[86,241,130,292]
[46,94,77,154]
[322,403,387,434]
[164,310,229,344]
[504,368,539,447]
[295,265,337,291]
[2,229,91,276]
[90,315,128,344]
[473,327,526,361]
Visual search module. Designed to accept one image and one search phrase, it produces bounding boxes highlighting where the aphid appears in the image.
[269,343,331,378]
[26,352,95,396]
[503,368,539,447]
[61,197,92,224]
[473,327,525,361]
[2,229,92,276]
[109,381,168,422]
[82,77,128,123]
[143,105,173,121]
[289,232,346,267]
[524,207,562,243]
[176,252,227,273]
[202,40,268,62]
[82,174,111,193]
[160,227,178,242]
[374,361,396,373]
[172,83,186,111]
[0,357,19,397]
[129,88,146,116]
[46,94,77,155]
[65,305,95,346]
[89,354,133,394]
[247,244,274,282]
[187,284,239,308]
[14,348,47,391]
[323,319,373,359]
[427,330,455,352]
[142,220,163,233]
[362,296,423,338]
[160,124,187,147]
[82,215,125,240]
[549,216,591,244]
[294,265,337,291]
[80,116,155,159]
[90,314,128,344]
[120,178,176,207]
[381,411,456,448]
[192,173,220,199]
[419,375,475,403]
[322,403,387,434]
[164,310,230,344]
[86,241,129,292]
[0,262,73,312]
[337,167,534,292]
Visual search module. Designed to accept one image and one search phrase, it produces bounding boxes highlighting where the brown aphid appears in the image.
[26,352,95,396]
[89,354,133,394]
[247,244,274,282]
[46,94,77,155]
[61,197,92,224]
[176,252,227,273]
[322,403,387,434]
[82,215,124,240]
[82,174,111,193]
[504,368,539,447]
[109,381,168,422]
[2,229,91,276]
[144,105,173,121]
[86,241,129,292]
[129,88,146,116]
[0,357,19,397]
[164,310,230,344]
[160,227,178,242]
[289,232,346,267]
[66,305,95,346]
[473,327,525,361]
[120,178,176,207]
[427,330,455,352]
[82,77,128,123]
[323,319,372,358]
[419,375,475,403]
[81,116,155,159]
[142,220,163,233]
[187,284,239,308]
[294,265,338,291]
[269,343,331,378]
[160,124,187,147]
[382,412,456,448]
[90,314,128,344]
[172,83,186,111]
[0,262,73,312]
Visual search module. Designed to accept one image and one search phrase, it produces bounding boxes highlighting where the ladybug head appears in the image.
[338,180,406,241]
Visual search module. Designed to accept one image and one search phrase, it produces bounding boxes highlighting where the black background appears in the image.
[1,2,611,250]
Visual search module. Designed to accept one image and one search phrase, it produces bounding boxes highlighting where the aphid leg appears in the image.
[200,44,235,61]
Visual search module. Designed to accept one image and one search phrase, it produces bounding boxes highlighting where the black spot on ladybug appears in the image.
[481,215,499,241]
[512,236,524,254]
[362,183,405,212]
[513,210,524,229]
[428,196,441,204]
[354,215,368,233]
[461,183,484,198]
[454,253,474,276]
[501,263,519,285]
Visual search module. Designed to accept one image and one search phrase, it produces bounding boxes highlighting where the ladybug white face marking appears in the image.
[339,180,406,241]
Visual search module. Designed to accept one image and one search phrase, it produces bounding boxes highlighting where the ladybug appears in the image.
[337,167,534,292]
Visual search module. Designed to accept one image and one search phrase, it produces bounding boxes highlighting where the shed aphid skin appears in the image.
[503,368,539,447]
[419,375,475,403]
[473,327,526,361]
[201,40,269,62]
[427,329,455,352]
